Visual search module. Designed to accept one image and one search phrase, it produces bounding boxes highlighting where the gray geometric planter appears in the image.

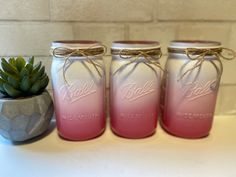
[0,90,54,142]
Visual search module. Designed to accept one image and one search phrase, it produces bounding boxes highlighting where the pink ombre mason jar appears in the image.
[161,40,225,138]
[51,41,106,140]
[110,41,162,138]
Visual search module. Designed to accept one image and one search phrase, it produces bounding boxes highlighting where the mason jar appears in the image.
[110,41,163,138]
[161,40,228,138]
[51,40,106,140]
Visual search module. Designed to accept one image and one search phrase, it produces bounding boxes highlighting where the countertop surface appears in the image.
[0,116,236,177]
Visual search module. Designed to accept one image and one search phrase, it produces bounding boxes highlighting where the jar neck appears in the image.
[51,40,106,58]
[168,53,218,61]
[168,47,222,55]
[168,40,222,59]
[111,41,162,59]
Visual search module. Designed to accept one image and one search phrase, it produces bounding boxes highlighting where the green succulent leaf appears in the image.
[16,56,26,72]
[0,78,5,84]
[3,83,21,98]
[0,78,6,93]
[31,69,43,83]
[39,73,46,79]
[7,75,19,89]
[20,68,29,78]
[40,75,49,90]
[20,75,31,92]
[28,56,34,65]
[0,69,8,81]
[32,61,42,74]
[38,66,45,77]
[9,57,16,66]
[25,63,33,73]
[0,56,48,98]
[0,87,5,94]
[30,80,41,94]
[1,58,18,75]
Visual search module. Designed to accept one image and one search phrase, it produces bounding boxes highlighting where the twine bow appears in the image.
[111,48,164,76]
[178,47,236,81]
[51,45,106,84]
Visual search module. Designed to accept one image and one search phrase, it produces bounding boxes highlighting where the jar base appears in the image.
[58,128,106,141]
[160,122,210,139]
[111,126,156,139]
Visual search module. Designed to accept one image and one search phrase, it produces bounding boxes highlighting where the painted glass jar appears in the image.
[110,41,163,138]
[161,40,235,138]
[51,40,106,140]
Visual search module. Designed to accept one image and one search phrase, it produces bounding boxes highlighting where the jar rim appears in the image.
[169,40,222,49]
[111,40,161,50]
[51,40,102,49]
[52,40,100,44]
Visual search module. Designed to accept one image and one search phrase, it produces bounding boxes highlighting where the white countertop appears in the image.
[0,116,236,177]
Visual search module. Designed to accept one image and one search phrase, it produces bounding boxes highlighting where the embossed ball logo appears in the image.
[182,80,218,101]
[121,80,155,101]
[60,81,96,103]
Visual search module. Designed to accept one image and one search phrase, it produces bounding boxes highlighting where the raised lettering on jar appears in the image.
[161,40,236,139]
[110,41,163,139]
[51,40,106,141]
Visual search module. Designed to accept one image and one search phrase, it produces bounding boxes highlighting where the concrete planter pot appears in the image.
[0,91,54,142]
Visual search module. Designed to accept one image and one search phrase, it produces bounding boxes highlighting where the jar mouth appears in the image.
[113,40,160,45]
[169,40,222,49]
[111,40,161,50]
[51,40,102,49]
[52,40,100,44]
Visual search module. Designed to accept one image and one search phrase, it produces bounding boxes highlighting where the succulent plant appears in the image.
[0,56,49,98]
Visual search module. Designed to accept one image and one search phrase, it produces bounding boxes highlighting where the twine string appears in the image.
[178,47,236,82]
[51,45,106,84]
[112,48,164,76]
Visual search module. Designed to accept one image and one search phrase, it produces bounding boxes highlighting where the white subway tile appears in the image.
[158,0,236,21]
[129,23,177,54]
[0,22,73,56]
[0,0,49,20]
[74,23,125,48]
[51,0,154,22]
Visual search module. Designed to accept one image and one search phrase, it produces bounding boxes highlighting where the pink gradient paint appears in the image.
[51,41,106,141]
[110,41,162,138]
[161,40,222,139]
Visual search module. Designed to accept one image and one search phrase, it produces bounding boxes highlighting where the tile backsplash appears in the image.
[0,0,236,115]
